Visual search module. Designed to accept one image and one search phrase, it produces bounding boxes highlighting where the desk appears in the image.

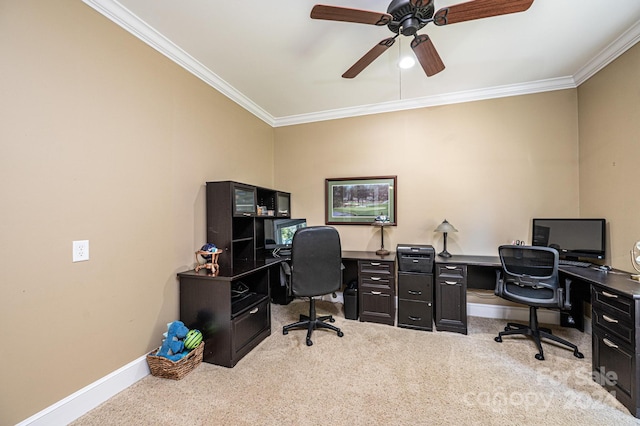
[180,251,396,368]
[436,255,640,417]
[270,250,397,325]
[270,250,397,315]
[434,255,500,334]
[562,264,640,417]
[341,251,397,326]
[178,259,284,368]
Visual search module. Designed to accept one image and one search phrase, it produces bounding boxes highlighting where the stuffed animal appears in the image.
[157,320,189,361]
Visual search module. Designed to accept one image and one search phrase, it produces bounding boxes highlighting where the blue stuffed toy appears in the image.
[157,320,189,361]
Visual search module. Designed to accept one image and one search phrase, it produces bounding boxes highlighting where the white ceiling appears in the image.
[84,0,640,127]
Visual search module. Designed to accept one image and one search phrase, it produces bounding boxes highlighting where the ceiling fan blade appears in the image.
[433,0,534,26]
[342,38,396,79]
[311,4,392,26]
[411,34,445,77]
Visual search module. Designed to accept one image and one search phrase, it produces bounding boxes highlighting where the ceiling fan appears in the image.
[310,0,534,78]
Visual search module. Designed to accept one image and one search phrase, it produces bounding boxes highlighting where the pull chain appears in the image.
[398,37,402,100]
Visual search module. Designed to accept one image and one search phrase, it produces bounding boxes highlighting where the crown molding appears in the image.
[82,0,276,126]
[272,76,576,127]
[574,19,640,85]
[83,0,639,129]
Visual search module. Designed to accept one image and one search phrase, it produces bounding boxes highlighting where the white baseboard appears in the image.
[468,302,592,334]
[321,291,344,304]
[17,354,150,426]
[469,302,560,323]
[18,301,591,424]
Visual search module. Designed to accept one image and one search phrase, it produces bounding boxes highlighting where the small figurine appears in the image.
[195,243,222,272]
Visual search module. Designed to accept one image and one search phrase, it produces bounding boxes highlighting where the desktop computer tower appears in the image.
[343,280,358,320]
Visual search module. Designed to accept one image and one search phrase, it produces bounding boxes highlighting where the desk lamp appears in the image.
[434,219,457,258]
[631,241,640,281]
[372,215,391,256]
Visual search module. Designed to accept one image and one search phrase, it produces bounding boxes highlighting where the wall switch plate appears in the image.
[73,240,89,262]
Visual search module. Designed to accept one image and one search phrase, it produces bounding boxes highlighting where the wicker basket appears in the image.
[146,341,204,380]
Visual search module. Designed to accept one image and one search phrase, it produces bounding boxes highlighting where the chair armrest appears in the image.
[494,269,503,297]
[561,277,572,310]
[280,261,292,295]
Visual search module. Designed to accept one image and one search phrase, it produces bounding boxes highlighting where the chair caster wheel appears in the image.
[306,339,313,346]
[535,353,545,361]
[574,351,584,359]
[283,329,288,335]
[494,336,502,343]
[338,331,344,337]
[329,317,335,323]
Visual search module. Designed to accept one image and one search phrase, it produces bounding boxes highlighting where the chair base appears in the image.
[494,306,584,361]
[283,297,344,346]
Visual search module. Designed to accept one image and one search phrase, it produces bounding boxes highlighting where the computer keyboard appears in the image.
[558,259,591,268]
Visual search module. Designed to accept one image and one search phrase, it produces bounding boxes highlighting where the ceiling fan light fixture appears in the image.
[398,56,415,69]
[400,17,420,36]
[311,0,535,79]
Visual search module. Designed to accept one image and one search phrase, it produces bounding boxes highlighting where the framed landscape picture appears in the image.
[325,176,397,225]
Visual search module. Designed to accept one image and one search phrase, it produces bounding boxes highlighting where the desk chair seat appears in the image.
[494,245,584,361]
[282,226,344,346]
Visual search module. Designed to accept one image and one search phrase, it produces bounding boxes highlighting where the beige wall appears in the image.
[578,42,640,269]
[1,1,273,424]
[274,91,580,254]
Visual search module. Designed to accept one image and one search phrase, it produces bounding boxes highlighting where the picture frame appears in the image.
[325,176,397,225]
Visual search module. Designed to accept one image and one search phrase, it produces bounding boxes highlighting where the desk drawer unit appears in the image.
[358,259,395,326]
[232,298,270,364]
[591,285,640,416]
[179,269,272,368]
[435,264,467,334]
[398,272,433,331]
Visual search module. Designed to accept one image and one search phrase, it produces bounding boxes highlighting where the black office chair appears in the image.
[494,245,584,361]
[282,226,344,346]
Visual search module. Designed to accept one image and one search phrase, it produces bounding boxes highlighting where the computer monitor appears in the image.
[532,218,606,261]
[264,218,307,256]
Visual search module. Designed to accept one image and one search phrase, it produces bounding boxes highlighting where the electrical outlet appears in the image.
[73,240,89,262]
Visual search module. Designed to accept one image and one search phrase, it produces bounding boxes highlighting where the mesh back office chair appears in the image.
[282,226,344,346]
[494,245,584,361]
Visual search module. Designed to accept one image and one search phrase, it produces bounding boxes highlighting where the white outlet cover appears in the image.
[73,240,89,262]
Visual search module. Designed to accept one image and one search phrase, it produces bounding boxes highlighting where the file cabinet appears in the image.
[591,284,639,416]
[358,259,396,325]
[435,263,467,334]
[398,272,433,331]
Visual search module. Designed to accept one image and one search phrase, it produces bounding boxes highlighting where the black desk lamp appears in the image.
[434,219,457,258]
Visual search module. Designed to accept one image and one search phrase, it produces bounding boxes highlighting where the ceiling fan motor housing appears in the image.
[387,0,435,36]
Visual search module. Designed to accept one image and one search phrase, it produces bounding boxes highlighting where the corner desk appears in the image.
[178,259,281,368]
[436,254,640,418]
[178,250,397,368]
[178,252,640,417]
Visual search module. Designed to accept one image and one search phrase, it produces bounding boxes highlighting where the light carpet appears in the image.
[72,300,638,425]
